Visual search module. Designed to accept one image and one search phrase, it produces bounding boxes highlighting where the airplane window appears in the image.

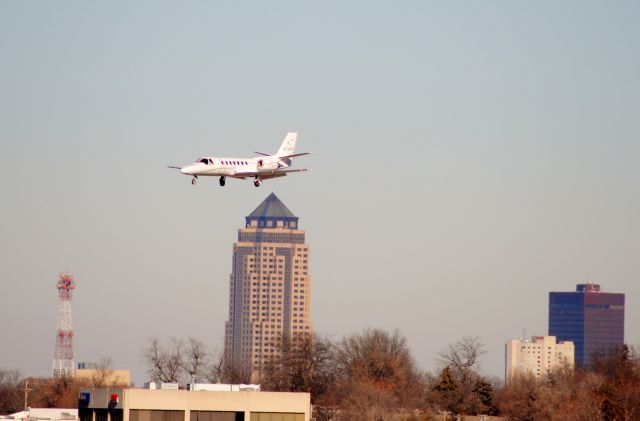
[198,158,208,164]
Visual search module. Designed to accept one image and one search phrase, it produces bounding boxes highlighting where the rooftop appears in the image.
[245,193,299,229]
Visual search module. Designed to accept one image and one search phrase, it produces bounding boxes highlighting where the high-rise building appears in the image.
[549,283,625,367]
[224,193,312,379]
[505,336,574,381]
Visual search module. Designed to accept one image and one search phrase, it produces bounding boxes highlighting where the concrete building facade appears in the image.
[505,336,574,381]
[224,193,312,378]
[76,367,131,387]
[549,283,625,367]
[78,388,310,421]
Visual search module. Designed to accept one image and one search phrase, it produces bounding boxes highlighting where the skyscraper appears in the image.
[549,283,625,367]
[224,193,312,379]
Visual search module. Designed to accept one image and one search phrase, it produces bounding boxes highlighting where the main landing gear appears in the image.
[254,177,262,187]
[191,176,198,185]
[219,176,226,186]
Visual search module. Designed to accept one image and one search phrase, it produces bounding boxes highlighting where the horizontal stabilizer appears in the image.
[279,152,311,159]
[253,151,271,157]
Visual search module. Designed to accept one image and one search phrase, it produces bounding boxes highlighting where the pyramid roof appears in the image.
[247,193,297,219]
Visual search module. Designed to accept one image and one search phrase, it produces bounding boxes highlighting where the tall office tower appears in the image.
[505,336,574,382]
[224,193,312,379]
[549,283,625,367]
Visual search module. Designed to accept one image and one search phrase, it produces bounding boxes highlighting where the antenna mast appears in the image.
[53,273,76,378]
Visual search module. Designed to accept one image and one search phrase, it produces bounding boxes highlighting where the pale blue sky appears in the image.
[1,1,638,384]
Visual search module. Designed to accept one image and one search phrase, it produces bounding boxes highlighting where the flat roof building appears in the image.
[76,369,131,387]
[549,283,624,367]
[505,336,574,381]
[1,409,77,421]
[78,388,310,421]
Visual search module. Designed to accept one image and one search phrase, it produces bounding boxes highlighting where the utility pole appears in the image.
[23,379,31,411]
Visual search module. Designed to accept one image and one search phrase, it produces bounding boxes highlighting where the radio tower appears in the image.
[53,273,76,378]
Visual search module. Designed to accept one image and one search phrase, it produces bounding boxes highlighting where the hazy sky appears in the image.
[1,1,638,385]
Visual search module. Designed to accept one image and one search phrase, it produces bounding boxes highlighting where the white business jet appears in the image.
[169,132,310,187]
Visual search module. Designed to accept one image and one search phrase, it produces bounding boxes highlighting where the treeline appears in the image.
[141,330,640,420]
[3,330,640,420]
[0,358,128,414]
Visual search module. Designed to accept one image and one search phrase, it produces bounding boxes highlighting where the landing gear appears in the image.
[219,176,226,187]
[254,177,262,187]
[191,176,198,185]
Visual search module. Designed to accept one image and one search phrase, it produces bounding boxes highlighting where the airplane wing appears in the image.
[253,173,287,180]
[229,168,310,180]
[258,169,310,180]
[274,168,310,173]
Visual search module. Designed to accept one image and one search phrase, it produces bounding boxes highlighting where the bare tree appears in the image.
[434,336,489,416]
[203,350,225,384]
[85,357,119,388]
[494,347,640,421]
[495,372,546,420]
[0,369,23,414]
[261,333,336,403]
[333,328,426,418]
[438,336,486,385]
[144,337,185,383]
[591,345,640,421]
[181,338,209,383]
[219,352,252,384]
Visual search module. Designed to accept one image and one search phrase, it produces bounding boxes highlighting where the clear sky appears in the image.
[1,1,638,384]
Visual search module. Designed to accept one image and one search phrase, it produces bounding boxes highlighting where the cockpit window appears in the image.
[197,158,208,164]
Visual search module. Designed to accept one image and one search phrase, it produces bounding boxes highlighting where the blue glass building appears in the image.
[549,283,624,367]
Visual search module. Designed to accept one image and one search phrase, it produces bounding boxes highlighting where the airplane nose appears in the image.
[181,167,189,175]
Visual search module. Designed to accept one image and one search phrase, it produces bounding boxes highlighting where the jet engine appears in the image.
[257,159,278,171]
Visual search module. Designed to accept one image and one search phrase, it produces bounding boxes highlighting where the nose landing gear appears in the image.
[191,176,198,185]
[219,176,226,186]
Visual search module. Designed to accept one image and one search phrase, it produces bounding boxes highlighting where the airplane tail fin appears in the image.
[276,132,298,157]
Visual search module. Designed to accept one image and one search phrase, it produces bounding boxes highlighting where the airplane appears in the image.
[168,132,310,187]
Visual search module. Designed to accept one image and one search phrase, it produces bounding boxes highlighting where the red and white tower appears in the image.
[53,273,75,378]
